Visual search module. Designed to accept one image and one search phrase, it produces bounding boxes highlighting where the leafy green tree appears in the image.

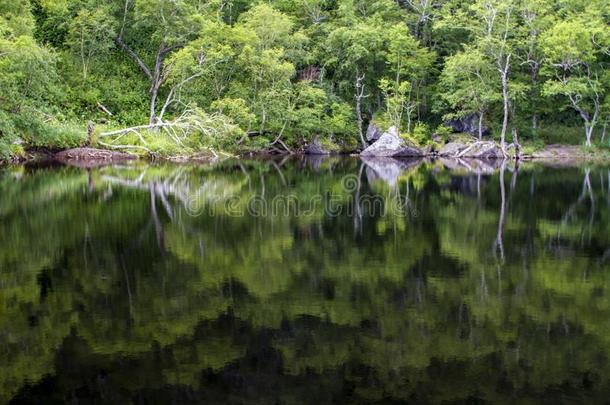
[438,47,500,139]
[66,7,115,79]
[325,17,386,146]
[541,18,609,145]
[383,23,434,133]
[0,0,35,36]
[0,17,58,157]
[437,0,518,149]
[114,0,208,124]
[514,0,555,132]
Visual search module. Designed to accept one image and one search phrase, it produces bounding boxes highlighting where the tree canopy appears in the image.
[0,0,608,158]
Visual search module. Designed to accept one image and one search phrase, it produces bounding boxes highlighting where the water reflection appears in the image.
[1,157,610,403]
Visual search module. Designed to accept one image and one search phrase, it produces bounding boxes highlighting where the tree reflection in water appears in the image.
[1,157,610,403]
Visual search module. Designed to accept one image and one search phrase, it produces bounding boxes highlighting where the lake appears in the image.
[2,156,610,403]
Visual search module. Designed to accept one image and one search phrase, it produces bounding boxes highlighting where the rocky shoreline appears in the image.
[305,125,610,162]
[7,124,609,168]
[305,125,507,159]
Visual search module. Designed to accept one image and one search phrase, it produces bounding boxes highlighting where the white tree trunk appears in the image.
[585,124,593,147]
[355,74,367,149]
[500,68,510,149]
[532,114,537,131]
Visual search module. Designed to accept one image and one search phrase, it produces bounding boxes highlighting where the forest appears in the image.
[0,0,609,160]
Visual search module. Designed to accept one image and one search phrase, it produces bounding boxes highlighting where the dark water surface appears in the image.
[2,157,610,403]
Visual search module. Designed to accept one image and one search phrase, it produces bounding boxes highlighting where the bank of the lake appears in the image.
[22,137,610,169]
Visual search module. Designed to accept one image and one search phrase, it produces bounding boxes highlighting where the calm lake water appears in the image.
[2,156,610,403]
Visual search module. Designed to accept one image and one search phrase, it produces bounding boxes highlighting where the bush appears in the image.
[211,98,255,130]
[324,102,357,138]
[536,125,586,145]
[433,124,453,142]
[370,112,392,133]
[14,115,84,149]
[403,122,430,146]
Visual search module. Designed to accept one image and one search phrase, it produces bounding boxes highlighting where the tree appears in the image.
[438,47,499,139]
[384,23,434,133]
[325,18,387,147]
[0,0,35,37]
[475,0,516,150]
[399,0,444,47]
[437,0,518,150]
[515,0,554,132]
[67,7,115,79]
[114,0,207,125]
[541,18,609,146]
[0,5,58,159]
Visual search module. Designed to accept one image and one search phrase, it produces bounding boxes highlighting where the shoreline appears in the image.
[6,144,610,170]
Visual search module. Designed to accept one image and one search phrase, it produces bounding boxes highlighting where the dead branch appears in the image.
[97,102,113,116]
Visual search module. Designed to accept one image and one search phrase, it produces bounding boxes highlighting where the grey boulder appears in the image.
[366,122,384,143]
[304,138,330,155]
[439,142,467,157]
[361,127,424,157]
[445,113,490,136]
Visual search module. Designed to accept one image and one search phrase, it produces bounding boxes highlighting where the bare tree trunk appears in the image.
[84,121,94,147]
[149,45,167,125]
[355,74,367,149]
[499,58,511,150]
[478,111,484,140]
[150,85,160,125]
[512,127,521,159]
[114,37,152,80]
[530,67,539,132]
[509,100,521,159]
[568,84,600,147]
[532,114,537,131]
[494,161,507,262]
[585,124,593,147]
[115,36,175,126]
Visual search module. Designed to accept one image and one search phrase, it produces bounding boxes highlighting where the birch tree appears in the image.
[438,47,500,139]
[541,18,609,146]
[113,0,206,125]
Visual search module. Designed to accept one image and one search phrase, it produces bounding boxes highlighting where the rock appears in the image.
[462,142,502,159]
[304,138,330,155]
[55,147,137,168]
[421,144,435,156]
[361,126,424,157]
[394,145,425,157]
[361,126,402,157]
[302,154,334,170]
[366,122,384,143]
[439,142,467,157]
[532,145,586,159]
[362,156,423,187]
[445,114,490,136]
[439,141,503,159]
[465,142,504,159]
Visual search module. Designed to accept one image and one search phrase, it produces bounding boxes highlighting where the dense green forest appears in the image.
[0,0,609,159]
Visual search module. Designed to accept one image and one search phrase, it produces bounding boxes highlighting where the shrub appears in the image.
[433,124,453,142]
[406,122,430,146]
[14,115,84,149]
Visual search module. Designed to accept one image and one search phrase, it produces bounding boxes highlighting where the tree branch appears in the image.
[114,36,152,80]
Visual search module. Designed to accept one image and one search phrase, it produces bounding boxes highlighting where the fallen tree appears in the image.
[97,109,240,158]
